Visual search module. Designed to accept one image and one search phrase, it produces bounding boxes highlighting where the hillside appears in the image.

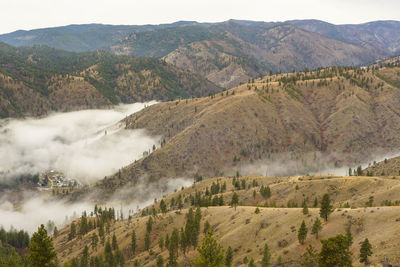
[364,156,400,177]
[92,63,400,192]
[55,175,400,266]
[163,23,380,87]
[0,43,220,118]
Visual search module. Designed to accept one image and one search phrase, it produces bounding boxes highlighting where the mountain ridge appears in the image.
[0,43,221,118]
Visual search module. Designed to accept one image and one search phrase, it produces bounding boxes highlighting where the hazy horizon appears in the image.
[1,0,400,34]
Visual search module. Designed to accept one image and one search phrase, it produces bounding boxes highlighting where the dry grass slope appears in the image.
[55,175,400,266]
[97,64,400,191]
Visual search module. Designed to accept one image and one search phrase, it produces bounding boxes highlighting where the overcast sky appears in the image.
[1,0,399,34]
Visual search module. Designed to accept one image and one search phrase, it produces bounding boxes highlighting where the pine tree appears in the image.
[313,197,318,207]
[365,196,374,207]
[160,200,167,214]
[320,194,333,221]
[231,193,239,210]
[194,207,202,245]
[27,224,57,267]
[225,246,233,267]
[192,230,225,267]
[301,245,318,267]
[359,238,372,266]
[131,230,136,254]
[179,228,188,254]
[146,217,153,233]
[303,203,309,215]
[168,228,179,267]
[311,218,322,239]
[165,234,170,249]
[319,234,352,267]
[145,232,150,251]
[112,233,118,250]
[68,222,76,240]
[156,254,164,267]
[185,208,195,247]
[80,245,89,267]
[104,239,114,267]
[261,244,271,267]
[298,220,308,245]
[115,249,125,267]
[248,258,256,267]
[346,225,353,247]
[91,233,99,250]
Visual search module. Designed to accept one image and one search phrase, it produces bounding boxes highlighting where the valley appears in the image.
[1,12,400,267]
[94,63,400,195]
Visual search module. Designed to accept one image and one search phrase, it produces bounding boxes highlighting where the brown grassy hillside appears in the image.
[55,175,400,266]
[95,64,400,191]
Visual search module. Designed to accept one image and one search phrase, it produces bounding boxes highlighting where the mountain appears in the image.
[56,174,400,266]
[92,62,400,193]
[110,24,217,58]
[2,20,400,89]
[0,22,200,52]
[288,20,400,56]
[163,23,381,87]
[0,43,220,118]
[113,20,400,87]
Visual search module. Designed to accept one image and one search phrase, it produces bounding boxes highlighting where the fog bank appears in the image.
[0,177,192,234]
[0,102,158,183]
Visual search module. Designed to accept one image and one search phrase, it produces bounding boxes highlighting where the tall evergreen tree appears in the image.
[68,222,76,240]
[359,238,372,266]
[346,224,353,247]
[131,230,136,254]
[192,231,225,267]
[112,233,118,251]
[320,194,333,221]
[261,244,271,267]
[156,254,164,267]
[311,218,322,239]
[160,199,167,214]
[168,229,179,267]
[145,232,150,251]
[104,238,114,267]
[303,203,309,215]
[298,220,308,245]
[225,246,233,267]
[231,193,239,210]
[179,228,188,254]
[80,245,89,267]
[27,224,57,267]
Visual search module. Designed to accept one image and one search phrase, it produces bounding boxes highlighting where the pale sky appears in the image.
[1,0,399,34]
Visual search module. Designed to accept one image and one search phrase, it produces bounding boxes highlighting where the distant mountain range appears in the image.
[1,20,400,88]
